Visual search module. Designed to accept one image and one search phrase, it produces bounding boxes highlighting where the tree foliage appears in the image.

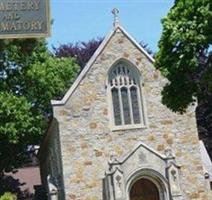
[155,0,212,156]
[54,38,103,70]
[0,39,79,172]
[155,0,212,113]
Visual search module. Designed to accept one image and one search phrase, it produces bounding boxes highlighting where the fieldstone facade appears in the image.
[39,24,212,200]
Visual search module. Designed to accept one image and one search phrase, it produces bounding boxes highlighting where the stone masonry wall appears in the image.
[39,120,65,200]
[54,28,211,200]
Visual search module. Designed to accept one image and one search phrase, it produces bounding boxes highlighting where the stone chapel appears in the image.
[39,11,212,200]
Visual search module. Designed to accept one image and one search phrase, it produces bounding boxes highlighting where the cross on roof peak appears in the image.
[112,8,120,28]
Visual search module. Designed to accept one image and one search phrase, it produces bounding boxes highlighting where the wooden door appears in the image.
[130,178,160,200]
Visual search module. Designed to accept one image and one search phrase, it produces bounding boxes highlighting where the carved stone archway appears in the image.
[103,142,183,200]
[126,169,169,200]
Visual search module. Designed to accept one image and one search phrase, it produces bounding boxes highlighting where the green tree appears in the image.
[0,192,17,200]
[0,39,79,173]
[155,1,212,154]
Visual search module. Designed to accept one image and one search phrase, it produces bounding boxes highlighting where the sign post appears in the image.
[0,0,50,39]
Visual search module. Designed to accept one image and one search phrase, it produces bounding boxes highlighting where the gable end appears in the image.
[51,25,155,106]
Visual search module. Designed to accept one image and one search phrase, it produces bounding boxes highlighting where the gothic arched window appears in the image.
[108,61,146,129]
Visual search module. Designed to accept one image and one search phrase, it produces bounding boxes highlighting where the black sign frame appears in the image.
[0,0,50,39]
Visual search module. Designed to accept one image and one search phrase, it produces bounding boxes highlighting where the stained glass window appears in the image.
[112,88,121,125]
[121,87,131,124]
[109,61,145,127]
[130,87,141,124]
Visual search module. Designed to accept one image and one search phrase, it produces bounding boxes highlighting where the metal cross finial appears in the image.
[112,8,120,28]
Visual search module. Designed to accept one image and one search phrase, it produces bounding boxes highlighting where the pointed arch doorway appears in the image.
[129,178,160,200]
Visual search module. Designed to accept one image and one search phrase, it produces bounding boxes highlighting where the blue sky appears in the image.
[48,0,174,52]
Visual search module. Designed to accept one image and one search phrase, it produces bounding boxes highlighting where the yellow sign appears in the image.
[0,0,50,39]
